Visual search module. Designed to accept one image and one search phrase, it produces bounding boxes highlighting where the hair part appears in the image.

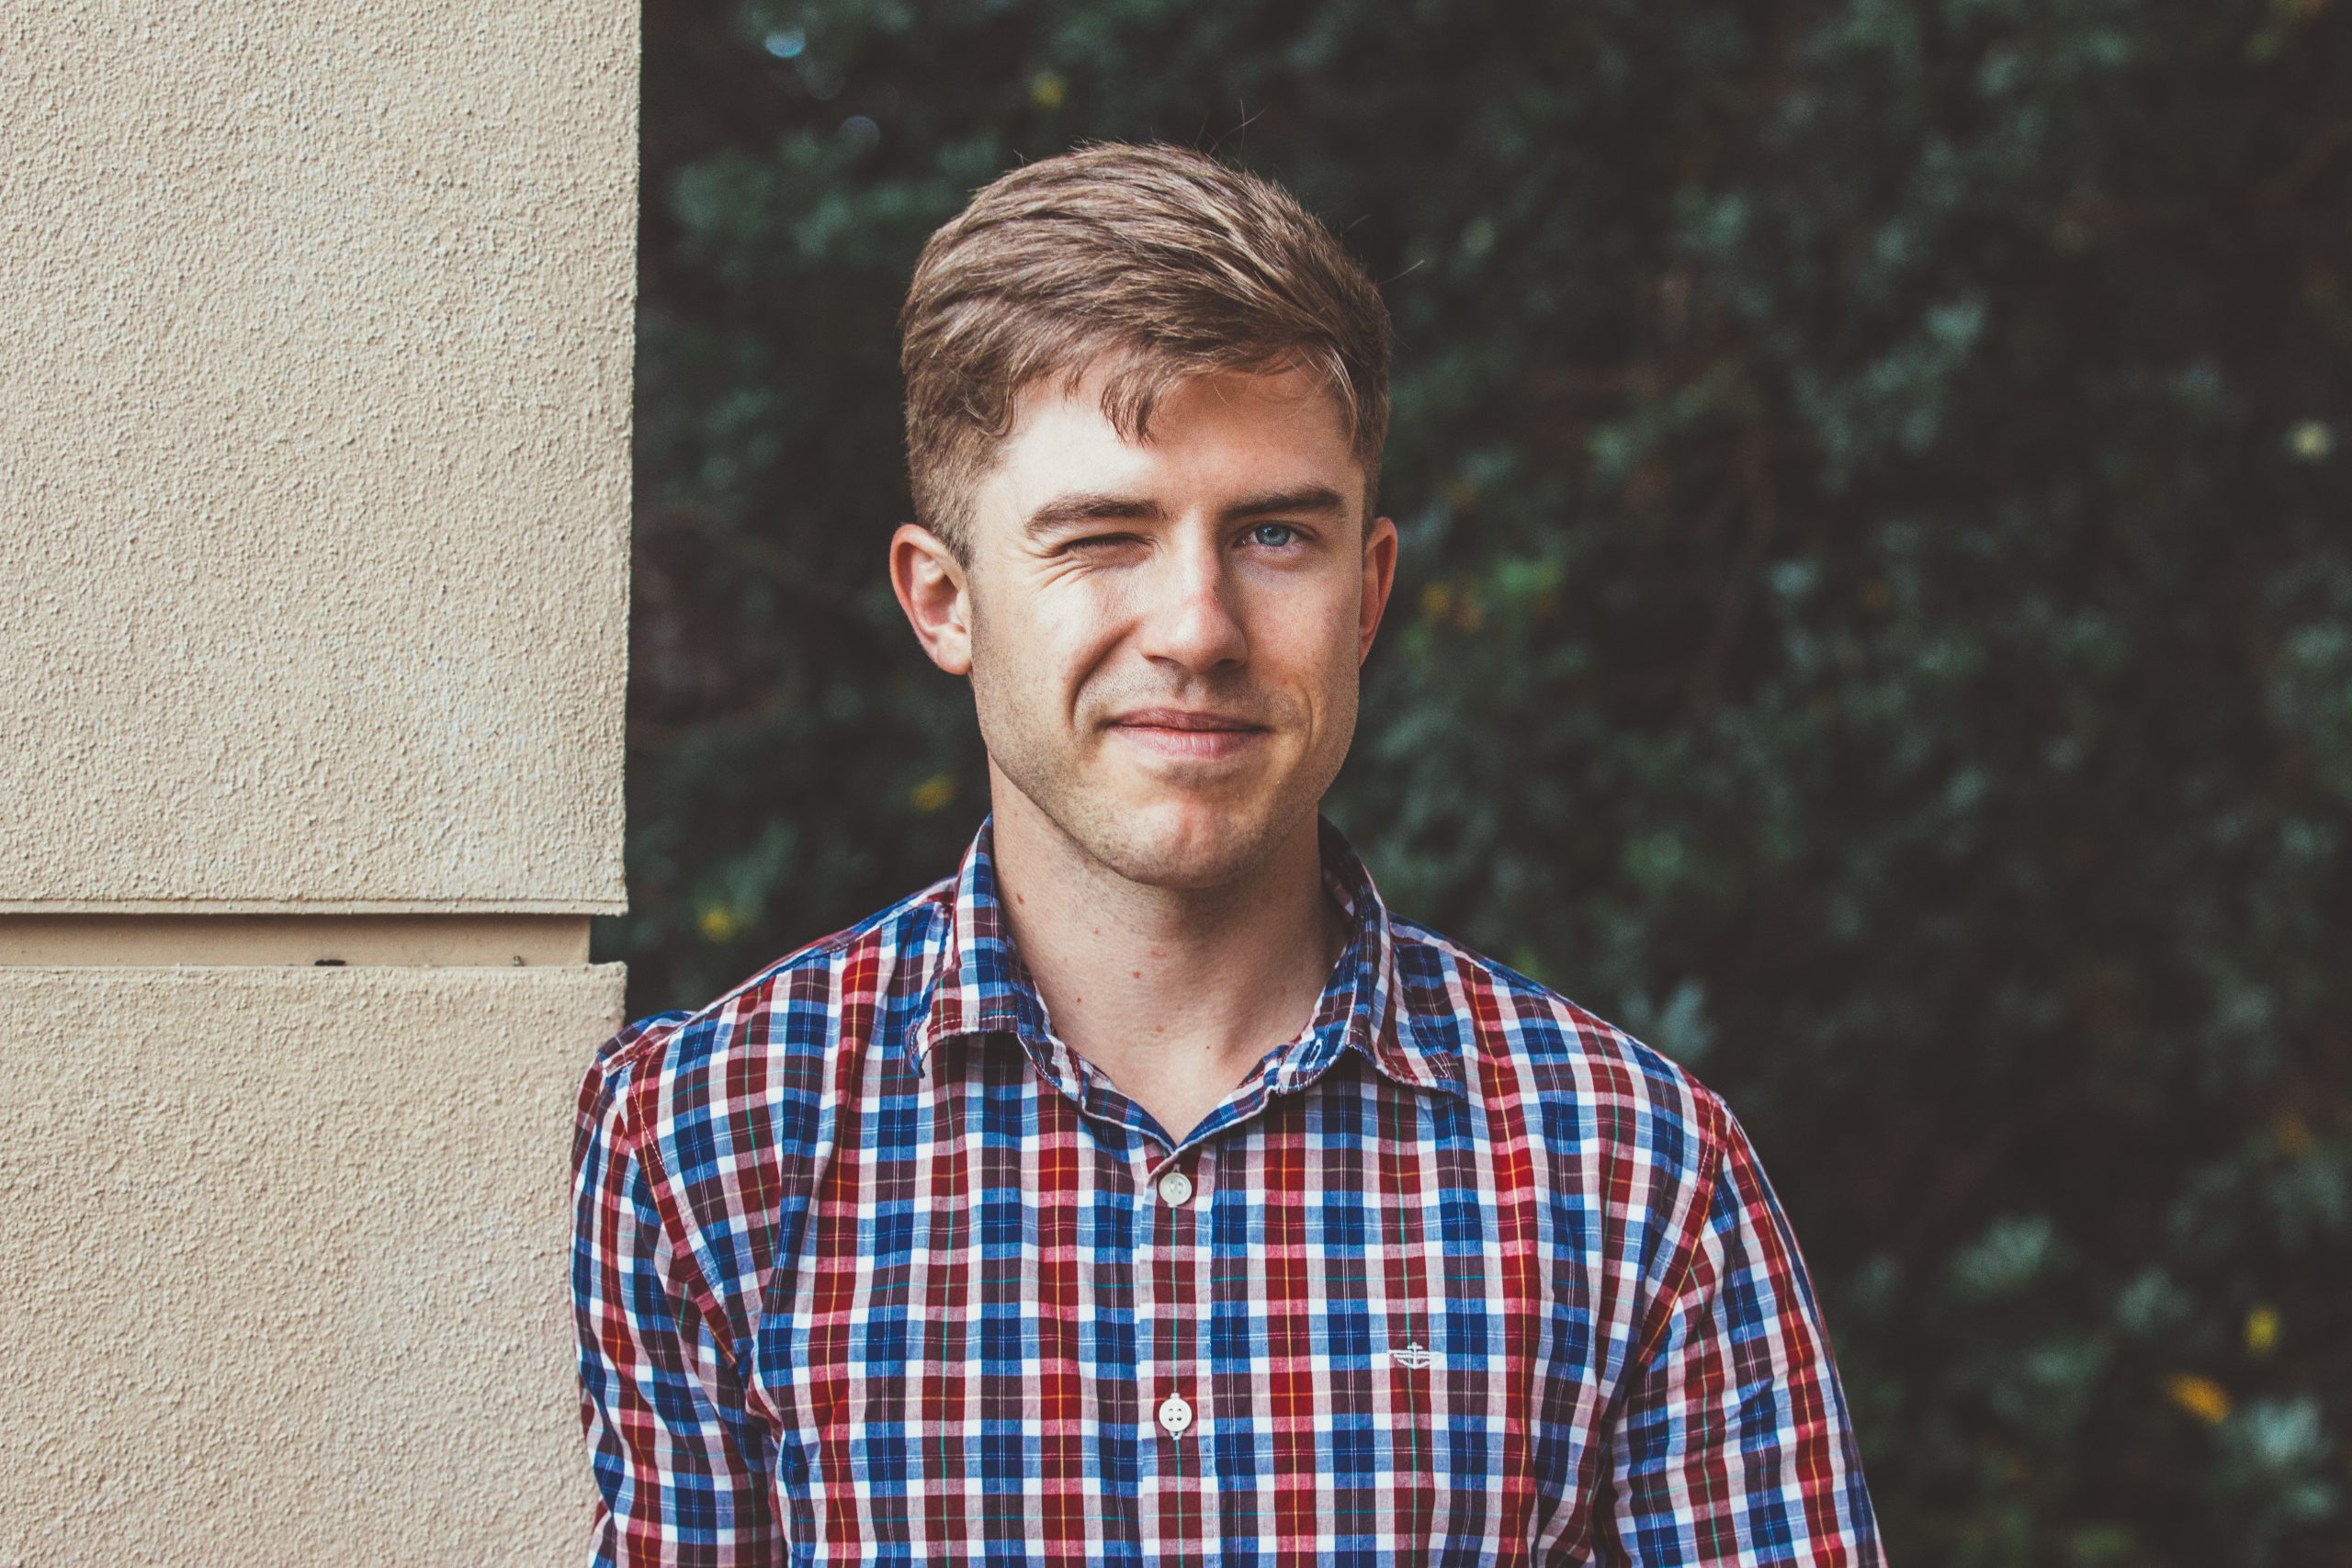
[899,142,1392,556]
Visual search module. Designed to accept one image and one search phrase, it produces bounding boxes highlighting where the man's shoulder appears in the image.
[581,875,956,1126]
[570,882,956,1346]
[1387,912,1730,1175]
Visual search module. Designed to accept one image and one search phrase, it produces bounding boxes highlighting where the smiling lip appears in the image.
[1104,707,1270,761]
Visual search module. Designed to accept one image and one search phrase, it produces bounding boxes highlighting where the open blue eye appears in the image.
[1249,523,1299,547]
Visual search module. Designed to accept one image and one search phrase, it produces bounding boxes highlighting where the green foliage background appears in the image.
[607,0,2352,1558]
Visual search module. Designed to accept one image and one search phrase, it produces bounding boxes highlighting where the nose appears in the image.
[1133,532,1248,674]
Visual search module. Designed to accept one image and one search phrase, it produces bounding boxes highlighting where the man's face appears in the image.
[891,363,1397,890]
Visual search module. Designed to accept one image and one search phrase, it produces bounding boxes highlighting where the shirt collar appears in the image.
[907,815,1467,1102]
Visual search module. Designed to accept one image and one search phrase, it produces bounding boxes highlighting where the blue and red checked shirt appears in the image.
[573,817,1883,1564]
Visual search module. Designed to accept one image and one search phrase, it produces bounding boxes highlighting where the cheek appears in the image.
[969,580,1119,716]
[1251,580,1364,699]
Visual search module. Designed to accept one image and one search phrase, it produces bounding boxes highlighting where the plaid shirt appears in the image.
[574,818,1883,1564]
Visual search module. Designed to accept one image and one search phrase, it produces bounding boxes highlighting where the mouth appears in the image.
[1102,707,1272,761]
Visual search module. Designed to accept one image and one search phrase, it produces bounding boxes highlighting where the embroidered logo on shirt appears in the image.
[1384,1341,1436,1371]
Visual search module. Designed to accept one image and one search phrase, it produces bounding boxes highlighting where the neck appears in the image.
[985,773,1346,1144]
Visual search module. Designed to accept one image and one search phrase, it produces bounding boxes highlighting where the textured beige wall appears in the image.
[0,965,626,1566]
[0,1,639,1560]
[0,0,638,912]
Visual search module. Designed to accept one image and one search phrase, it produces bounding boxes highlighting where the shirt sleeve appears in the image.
[573,1040,779,1566]
[1598,1101,1885,1565]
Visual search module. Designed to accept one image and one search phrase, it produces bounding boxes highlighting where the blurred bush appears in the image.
[610,0,2352,1558]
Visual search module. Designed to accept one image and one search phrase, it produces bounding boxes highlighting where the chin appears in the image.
[1080,795,1288,890]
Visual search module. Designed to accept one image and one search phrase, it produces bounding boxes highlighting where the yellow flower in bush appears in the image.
[2164,1373,2231,1425]
[909,773,956,815]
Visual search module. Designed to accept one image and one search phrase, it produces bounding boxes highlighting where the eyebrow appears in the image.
[1022,491,1163,536]
[1021,484,1351,539]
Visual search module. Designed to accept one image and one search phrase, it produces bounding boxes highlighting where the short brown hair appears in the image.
[899,142,1391,554]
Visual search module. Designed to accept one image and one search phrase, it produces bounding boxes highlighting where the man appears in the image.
[575,143,1883,1564]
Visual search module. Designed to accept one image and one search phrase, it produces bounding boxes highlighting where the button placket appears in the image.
[1136,1142,1213,1556]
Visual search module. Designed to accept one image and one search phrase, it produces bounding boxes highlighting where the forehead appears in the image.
[978,363,1363,516]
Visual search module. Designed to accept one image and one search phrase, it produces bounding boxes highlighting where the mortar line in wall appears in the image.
[0,914,595,967]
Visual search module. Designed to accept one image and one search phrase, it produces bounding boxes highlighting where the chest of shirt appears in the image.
[741,1046,1644,1561]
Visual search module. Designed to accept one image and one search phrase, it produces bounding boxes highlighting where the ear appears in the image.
[1357,513,1399,663]
[890,523,973,676]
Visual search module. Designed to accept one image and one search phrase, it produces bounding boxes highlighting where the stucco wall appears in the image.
[0,965,626,1566]
[0,0,637,912]
[0,1,639,1560]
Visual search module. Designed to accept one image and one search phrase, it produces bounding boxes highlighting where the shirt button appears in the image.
[1156,1168,1193,1206]
[1158,1393,1193,1437]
